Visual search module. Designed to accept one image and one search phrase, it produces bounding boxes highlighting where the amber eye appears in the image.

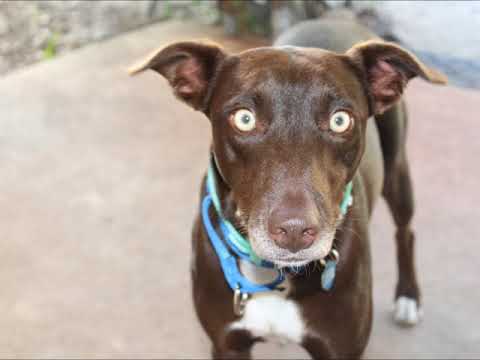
[329,111,353,133]
[232,109,256,132]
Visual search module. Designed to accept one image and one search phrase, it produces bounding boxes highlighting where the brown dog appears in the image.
[131,19,446,359]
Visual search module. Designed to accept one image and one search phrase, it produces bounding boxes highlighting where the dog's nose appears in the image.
[268,207,319,253]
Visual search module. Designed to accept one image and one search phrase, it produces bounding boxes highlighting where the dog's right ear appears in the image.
[129,41,227,111]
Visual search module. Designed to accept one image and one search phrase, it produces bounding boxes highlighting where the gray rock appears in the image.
[0,0,216,76]
[0,12,8,35]
[0,54,7,73]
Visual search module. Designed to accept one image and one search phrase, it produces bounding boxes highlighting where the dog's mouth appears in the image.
[260,250,328,269]
[272,258,311,269]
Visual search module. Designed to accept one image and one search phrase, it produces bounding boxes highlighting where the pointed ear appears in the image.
[346,40,447,115]
[129,41,227,111]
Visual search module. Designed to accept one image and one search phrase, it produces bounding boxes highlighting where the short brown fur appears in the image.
[131,19,446,359]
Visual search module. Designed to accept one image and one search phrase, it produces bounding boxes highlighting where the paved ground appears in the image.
[0,20,479,359]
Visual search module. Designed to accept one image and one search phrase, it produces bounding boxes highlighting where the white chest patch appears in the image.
[229,261,306,344]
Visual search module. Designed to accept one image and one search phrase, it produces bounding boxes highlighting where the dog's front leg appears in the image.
[211,346,251,360]
[211,329,255,360]
[382,146,422,326]
[302,335,339,360]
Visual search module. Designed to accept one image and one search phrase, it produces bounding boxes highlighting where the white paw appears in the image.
[393,296,423,327]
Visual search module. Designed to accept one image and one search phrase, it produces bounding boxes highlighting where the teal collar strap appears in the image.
[207,158,353,265]
[340,181,354,216]
[207,162,263,265]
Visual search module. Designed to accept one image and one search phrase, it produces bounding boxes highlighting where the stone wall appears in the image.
[0,0,218,76]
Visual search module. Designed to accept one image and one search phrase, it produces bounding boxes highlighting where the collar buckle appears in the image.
[233,286,250,316]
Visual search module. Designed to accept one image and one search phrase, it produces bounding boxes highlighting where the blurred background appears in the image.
[0,1,479,359]
[1,0,480,87]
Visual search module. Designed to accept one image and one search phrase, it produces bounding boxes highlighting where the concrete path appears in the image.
[0,20,478,359]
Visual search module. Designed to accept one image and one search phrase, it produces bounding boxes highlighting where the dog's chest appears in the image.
[229,261,306,343]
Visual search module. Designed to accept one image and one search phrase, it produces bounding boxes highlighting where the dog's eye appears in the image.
[232,109,256,132]
[329,111,353,133]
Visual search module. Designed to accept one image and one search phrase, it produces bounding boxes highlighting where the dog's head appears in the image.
[131,40,446,267]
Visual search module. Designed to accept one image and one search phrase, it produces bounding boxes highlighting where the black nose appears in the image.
[268,206,319,253]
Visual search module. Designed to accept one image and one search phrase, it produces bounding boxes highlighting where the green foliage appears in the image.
[43,33,59,60]
[163,1,172,18]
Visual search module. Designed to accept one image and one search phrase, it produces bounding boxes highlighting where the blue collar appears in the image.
[201,158,353,298]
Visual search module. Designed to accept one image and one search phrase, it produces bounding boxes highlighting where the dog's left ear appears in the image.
[129,41,227,111]
[347,40,447,115]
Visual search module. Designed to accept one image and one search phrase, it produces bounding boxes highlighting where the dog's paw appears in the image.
[393,296,423,327]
